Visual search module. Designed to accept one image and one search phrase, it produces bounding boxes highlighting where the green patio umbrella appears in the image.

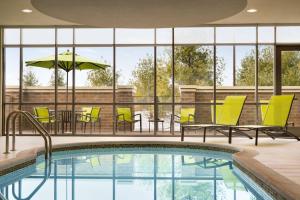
[25,50,109,104]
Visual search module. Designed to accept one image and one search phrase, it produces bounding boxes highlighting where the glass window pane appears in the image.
[157,46,172,103]
[258,45,274,86]
[175,45,214,103]
[216,46,233,86]
[281,50,300,86]
[116,47,154,103]
[277,26,300,43]
[75,28,113,44]
[23,48,55,103]
[22,28,55,44]
[156,28,172,44]
[258,26,274,43]
[4,28,20,44]
[5,48,20,103]
[175,27,214,44]
[75,47,113,103]
[235,46,256,86]
[116,29,154,44]
[216,27,256,43]
[57,28,73,44]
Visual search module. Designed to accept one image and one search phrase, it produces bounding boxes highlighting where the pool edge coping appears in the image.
[0,141,299,200]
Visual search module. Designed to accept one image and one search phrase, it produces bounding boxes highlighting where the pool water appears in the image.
[0,147,273,200]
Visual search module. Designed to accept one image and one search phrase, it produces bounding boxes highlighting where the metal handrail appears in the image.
[11,159,52,200]
[5,110,52,159]
[21,111,52,156]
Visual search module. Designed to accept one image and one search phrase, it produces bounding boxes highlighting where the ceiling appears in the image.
[0,0,300,27]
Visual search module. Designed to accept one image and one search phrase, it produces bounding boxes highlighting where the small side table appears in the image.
[148,118,164,132]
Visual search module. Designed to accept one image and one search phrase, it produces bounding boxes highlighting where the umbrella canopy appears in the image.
[25,50,110,107]
[25,50,109,72]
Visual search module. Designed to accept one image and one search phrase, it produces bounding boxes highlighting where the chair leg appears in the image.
[228,127,232,144]
[261,130,276,139]
[285,130,300,141]
[123,121,126,132]
[140,120,142,133]
[181,126,185,141]
[99,119,101,133]
[234,129,253,139]
[203,127,207,143]
[84,123,87,133]
[255,128,259,146]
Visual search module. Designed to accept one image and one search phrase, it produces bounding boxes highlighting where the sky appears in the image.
[6,46,253,87]
[4,27,285,88]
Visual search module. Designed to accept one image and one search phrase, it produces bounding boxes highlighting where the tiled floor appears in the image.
[0,135,300,199]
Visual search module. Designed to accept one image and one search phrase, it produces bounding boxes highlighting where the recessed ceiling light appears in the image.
[247,9,257,13]
[22,9,33,13]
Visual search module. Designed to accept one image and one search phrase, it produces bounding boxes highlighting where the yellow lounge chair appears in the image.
[231,95,300,145]
[181,96,249,144]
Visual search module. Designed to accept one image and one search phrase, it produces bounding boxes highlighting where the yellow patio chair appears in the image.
[33,107,56,132]
[89,156,101,168]
[171,108,195,132]
[232,95,300,145]
[181,96,249,144]
[116,107,142,132]
[77,107,101,133]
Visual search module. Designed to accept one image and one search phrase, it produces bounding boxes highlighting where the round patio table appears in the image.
[148,118,164,132]
[50,110,83,133]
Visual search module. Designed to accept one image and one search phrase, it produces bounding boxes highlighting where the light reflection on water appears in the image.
[0,148,272,200]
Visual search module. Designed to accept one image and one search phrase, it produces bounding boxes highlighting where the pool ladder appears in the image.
[4,110,52,159]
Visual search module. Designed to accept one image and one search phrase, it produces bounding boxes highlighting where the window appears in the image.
[75,28,113,44]
[22,28,55,44]
[216,27,256,43]
[277,26,300,43]
[116,29,154,44]
[175,27,214,44]
[4,28,20,44]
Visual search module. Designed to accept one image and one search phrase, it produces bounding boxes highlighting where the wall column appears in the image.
[0,27,3,136]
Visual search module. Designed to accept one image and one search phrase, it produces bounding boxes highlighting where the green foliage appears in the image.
[236,46,300,86]
[174,46,215,86]
[23,69,39,87]
[236,47,273,86]
[49,69,66,87]
[281,51,300,86]
[130,46,224,100]
[88,68,119,87]
[130,55,154,97]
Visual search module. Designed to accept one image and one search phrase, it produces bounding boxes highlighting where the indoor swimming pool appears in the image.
[0,147,273,200]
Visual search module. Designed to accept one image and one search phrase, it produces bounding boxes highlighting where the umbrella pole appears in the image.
[66,72,68,110]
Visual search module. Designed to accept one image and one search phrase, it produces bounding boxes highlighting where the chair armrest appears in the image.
[133,113,142,121]
[173,114,180,119]
[188,114,195,122]
[116,114,125,121]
